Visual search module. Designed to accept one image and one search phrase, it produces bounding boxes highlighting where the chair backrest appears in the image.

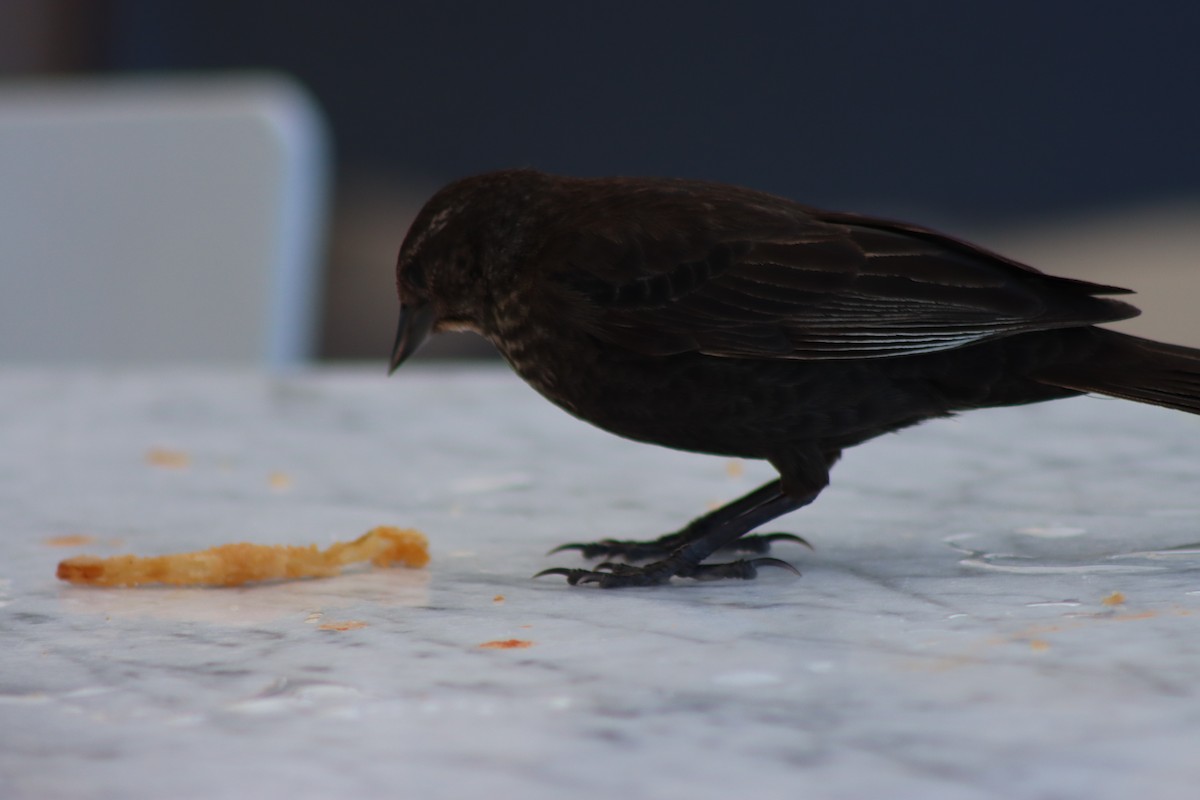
[0,73,329,368]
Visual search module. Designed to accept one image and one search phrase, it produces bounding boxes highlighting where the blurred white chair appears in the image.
[0,73,329,368]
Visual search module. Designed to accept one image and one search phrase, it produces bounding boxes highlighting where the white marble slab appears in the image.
[2,365,1199,800]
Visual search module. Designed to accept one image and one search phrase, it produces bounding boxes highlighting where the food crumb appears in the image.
[146,448,190,469]
[319,620,367,631]
[1102,591,1126,606]
[268,471,293,490]
[1029,639,1051,652]
[725,459,745,478]
[492,595,505,603]
[479,639,534,649]
[45,534,96,548]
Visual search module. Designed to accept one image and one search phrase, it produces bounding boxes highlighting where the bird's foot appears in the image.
[547,532,809,561]
[534,557,799,588]
[722,533,811,555]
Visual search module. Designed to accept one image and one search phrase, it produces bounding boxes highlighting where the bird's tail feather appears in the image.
[1035,330,1200,415]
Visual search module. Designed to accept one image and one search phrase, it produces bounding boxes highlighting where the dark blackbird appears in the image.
[389,169,1200,588]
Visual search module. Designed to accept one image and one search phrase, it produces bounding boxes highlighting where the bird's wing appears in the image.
[550,208,1139,360]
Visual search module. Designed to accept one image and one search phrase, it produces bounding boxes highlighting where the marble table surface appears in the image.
[2,365,1199,800]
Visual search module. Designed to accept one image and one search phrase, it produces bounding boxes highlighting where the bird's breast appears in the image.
[493,325,850,458]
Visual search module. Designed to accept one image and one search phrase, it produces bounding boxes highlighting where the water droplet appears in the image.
[945,532,1196,575]
[959,556,1162,575]
[1111,542,1200,560]
[1015,525,1087,539]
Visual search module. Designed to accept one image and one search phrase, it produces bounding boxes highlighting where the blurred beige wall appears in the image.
[0,0,102,74]
[320,174,497,362]
[977,202,1200,349]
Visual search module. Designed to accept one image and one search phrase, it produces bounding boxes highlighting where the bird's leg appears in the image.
[536,479,821,587]
[548,481,809,561]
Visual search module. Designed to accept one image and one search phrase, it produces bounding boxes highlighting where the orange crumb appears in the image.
[45,534,96,548]
[145,448,190,468]
[725,459,745,478]
[479,639,534,649]
[319,620,367,631]
[492,595,505,603]
[1029,639,1051,652]
[268,472,293,490]
[1101,592,1126,606]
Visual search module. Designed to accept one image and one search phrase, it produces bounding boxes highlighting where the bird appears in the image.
[388,168,1200,588]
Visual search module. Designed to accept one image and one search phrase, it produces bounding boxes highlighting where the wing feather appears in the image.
[547,189,1139,361]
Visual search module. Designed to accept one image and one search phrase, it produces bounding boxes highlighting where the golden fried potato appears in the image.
[56,526,428,587]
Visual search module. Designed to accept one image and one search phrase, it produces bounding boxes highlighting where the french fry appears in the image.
[56,526,428,587]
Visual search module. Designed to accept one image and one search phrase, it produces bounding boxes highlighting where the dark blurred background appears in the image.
[5,0,1199,360]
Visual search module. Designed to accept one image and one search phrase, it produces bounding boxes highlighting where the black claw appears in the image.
[545,539,660,560]
[535,555,800,587]
[546,541,603,557]
[750,556,802,576]
[760,533,813,550]
[532,567,591,585]
[725,532,813,553]
[682,557,801,582]
[535,566,639,586]
[533,561,673,588]
[547,531,811,562]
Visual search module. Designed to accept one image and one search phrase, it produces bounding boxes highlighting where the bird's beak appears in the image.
[389,302,435,374]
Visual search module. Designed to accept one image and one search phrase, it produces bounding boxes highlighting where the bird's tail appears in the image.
[1035,329,1200,415]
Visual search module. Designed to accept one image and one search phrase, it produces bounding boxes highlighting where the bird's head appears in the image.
[389,170,547,373]
[388,202,479,372]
